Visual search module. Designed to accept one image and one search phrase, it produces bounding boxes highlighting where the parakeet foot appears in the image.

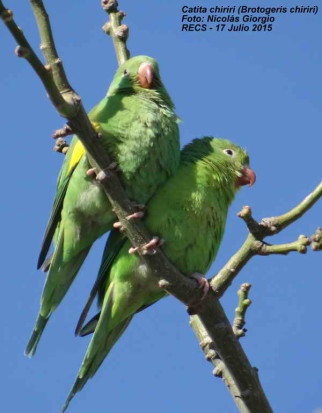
[113,211,145,232]
[86,167,97,176]
[87,162,121,179]
[128,236,164,255]
[127,211,145,220]
[52,123,73,139]
[187,273,209,314]
[142,236,164,255]
[190,272,209,299]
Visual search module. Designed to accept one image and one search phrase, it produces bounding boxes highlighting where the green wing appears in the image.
[75,229,127,336]
[37,137,85,269]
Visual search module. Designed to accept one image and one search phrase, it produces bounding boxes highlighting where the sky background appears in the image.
[1,1,321,412]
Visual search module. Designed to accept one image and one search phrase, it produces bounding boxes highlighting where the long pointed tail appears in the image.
[25,314,49,357]
[62,317,132,412]
[26,243,90,357]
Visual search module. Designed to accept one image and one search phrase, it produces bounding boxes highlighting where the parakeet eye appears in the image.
[123,69,128,76]
[223,149,235,157]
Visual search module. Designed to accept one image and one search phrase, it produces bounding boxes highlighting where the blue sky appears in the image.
[1,1,321,412]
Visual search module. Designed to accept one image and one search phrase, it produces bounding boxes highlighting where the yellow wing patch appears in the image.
[66,123,101,175]
[67,140,86,175]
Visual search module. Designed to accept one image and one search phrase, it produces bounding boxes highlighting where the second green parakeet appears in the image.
[62,136,256,411]
[26,55,180,357]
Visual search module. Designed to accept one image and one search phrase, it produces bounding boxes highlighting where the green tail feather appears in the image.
[62,317,132,412]
[79,313,100,337]
[25,314,49,357]
[27,245,90,356]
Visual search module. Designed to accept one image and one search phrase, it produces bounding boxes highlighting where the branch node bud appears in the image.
[158,279,170,289]
[1,9,13,22]
[14,45,30,58]
[115,24,129,40]
[101,0,118,13]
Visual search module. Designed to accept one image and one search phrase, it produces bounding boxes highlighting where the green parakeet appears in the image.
[62,137,256,411]
[25,55,180,357]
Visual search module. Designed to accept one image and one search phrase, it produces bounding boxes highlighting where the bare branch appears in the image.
[233,283,252,338]
[257,236,311,256]
[0,2,70,114]
[266,181,322,233]
[101,0,130,66]
[29,0,71,93]
[211,181,322,297]
[190,313,272,413]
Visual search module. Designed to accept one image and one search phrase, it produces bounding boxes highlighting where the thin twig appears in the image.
[211,182,322,297]
[233,283,252,338]
[0,2,70,114]
[29,0,71,93]
[101,0,130,66]
[267,181,322,233]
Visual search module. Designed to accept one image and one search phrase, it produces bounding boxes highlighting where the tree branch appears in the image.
[29,0,72,93]
[233,283,252,338]
[0,2,71,115]
[211,181,322,297]
[101,0,130,66]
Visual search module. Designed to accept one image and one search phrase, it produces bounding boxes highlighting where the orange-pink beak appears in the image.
[137,62,155,89]
[236,167,256,187]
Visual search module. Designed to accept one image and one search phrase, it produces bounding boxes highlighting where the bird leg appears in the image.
[187,273,210,315]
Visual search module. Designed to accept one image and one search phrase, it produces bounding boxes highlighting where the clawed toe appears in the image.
[126,211,145,220]
[190,272,209,299]
[142,236,164,255]
[128,236,164,255]
[86,168,97,176]
[187,273,210,314]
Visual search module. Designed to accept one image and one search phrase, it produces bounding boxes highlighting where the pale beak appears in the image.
[137,62,155,89]
[236,166,256,187]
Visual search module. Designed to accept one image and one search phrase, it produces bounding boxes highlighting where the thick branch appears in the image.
[101,0,130,66]
[190,305,271,413]
[29,0,72,93]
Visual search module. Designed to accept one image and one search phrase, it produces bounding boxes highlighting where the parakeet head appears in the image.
[107,55,164,94]
[182,137,255,190]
